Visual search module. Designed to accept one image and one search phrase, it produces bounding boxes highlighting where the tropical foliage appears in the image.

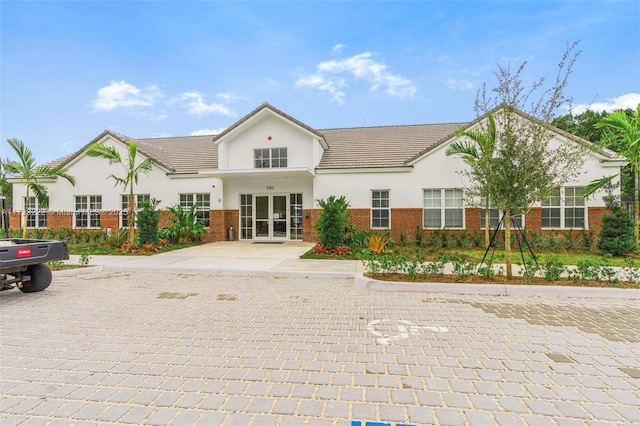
[159,203,207,243]
[584,104,640,247]
[5,138,76,238]
[85,140,154,244]
[446,113,497,248]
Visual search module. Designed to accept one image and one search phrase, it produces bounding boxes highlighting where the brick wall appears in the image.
[100,211,119,231]
[48,212,73,229]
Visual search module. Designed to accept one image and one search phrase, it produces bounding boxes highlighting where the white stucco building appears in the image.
[9,103,624,242]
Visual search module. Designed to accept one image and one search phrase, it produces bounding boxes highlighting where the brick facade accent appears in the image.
[100,211,119,231]
[6,206,613,244]
[9,212,21,230]
[47,212,73,229]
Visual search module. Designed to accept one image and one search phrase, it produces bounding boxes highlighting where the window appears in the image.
[240,194,253,240]
[542,187,586,229]
[290,193,303,240]
[480,198,524,229]
[121,194,151,228]
[371,190,390,229]
[75,195,101,228]
[423,189,464,228]
[180,193,210,227]
[23,197,47,228]
[254,148,287,168]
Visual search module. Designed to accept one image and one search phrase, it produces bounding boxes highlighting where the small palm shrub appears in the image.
[160,203,207,243]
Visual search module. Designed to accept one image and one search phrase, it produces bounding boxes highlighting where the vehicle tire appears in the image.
[19,264,52,293]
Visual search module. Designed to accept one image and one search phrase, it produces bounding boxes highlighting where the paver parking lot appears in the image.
[1,270,639,425]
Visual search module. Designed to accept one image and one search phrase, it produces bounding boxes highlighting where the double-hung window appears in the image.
[371,190,390,229]
[542,187,586,229]
[75,195,101,228]
[254,148,287,168]
[179,193,210,227]
[423,189,464,228]
[23,196,47,228]
[121,194,151,228]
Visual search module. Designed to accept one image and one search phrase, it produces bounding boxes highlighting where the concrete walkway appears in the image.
[65,241,362,278]
[59,241,640,299]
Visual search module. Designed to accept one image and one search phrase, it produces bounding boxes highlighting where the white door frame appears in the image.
[253,194,289,241]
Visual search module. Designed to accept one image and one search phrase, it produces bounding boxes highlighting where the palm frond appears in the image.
[582,174,618,198]
[85,143,123,163]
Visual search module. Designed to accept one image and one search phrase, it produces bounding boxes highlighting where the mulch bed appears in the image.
[366,273,639,289]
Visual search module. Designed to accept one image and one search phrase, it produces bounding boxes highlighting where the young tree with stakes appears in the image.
[451,41,587,279]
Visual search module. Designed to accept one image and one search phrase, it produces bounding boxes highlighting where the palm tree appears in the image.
[446,113,497,248]
[585,104,640,247]
[85,140,154,244]
[5,138,76,238]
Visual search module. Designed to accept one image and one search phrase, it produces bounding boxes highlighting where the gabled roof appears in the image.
[317,122,464,169]
[43,102,622,176]
[50,130,218,174]
[406,103,621,165]
[213,102,328,149]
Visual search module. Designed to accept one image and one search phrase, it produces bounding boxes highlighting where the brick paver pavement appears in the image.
[1,270,639,425]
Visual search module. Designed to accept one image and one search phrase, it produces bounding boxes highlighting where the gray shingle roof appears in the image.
[317,122,465,169]
[136,135,218,174]
[47,103,620,175]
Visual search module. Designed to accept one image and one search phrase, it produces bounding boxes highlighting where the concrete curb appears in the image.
[353,273,640,299]
[52,266,103,277]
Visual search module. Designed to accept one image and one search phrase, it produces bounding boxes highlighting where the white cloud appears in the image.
[190,128,226,136]
[92,80,163,111]
[295,74,347,104]
[445,78,475,91]
[295,52,416,103]
[571,93,640,114]
[174,91,236,116]
[151,132,171,138]
[332,43,346,53]
[216,92,247,103]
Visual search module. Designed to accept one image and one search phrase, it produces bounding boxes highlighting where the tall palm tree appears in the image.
[585,104,640,247]
[446,113,497,248]
[85,140,154,244]
[5,138,76,238]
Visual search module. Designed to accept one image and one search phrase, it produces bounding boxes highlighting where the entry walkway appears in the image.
[62,241,640,299]
[66,241,362,277]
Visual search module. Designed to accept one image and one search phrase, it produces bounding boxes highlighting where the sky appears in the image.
[1,0,639,164]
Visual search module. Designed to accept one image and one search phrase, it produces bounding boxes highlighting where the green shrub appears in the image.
[315,196,350,249]
[598,209,635,256]
[414,226,424,247]
[160,203,207,243]
[137,199,160,245]
[542,256,565,281]
[105,228,128,248]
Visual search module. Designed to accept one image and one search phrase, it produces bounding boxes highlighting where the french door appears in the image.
[254,195,288,240]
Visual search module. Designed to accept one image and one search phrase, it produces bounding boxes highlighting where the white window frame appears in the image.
[23,196,47,229]
[121,194,151,228]
[423,188,465,229]
[74,195,102,229]
[541,187,587,229]
[179,193,210,228]
[371,189,390,229]
[254,147,288,169]
[479,198,525,230]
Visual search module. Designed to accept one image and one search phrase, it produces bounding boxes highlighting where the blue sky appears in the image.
[1,1,639,163]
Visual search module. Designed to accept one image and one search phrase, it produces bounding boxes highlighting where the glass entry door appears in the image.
[254,195,288,240]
